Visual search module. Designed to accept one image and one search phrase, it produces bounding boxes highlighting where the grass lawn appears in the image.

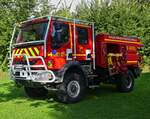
[0,72,150,119]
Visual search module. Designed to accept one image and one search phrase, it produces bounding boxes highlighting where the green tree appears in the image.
[34,0,55,16]
[0,0,37,71]
[53,0,73,18]
[0,0,149,71]
[75,0,150,62]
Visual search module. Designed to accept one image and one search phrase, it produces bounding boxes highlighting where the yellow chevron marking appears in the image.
[48,52,52,57]
[29,48,35,56]
[19,49,24,54]
[15,49,20,54]
[24,48,30,56]
[34,47,39,55]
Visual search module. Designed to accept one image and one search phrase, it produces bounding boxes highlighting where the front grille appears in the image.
[13,58,27,65]
[15,72,20,76]
[14,66,26,71]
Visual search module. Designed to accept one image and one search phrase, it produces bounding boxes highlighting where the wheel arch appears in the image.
[60,61,88,86]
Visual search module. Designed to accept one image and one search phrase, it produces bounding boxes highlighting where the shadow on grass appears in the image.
[0,73,150,119]
[47,72,150,119]
[0,81,26,103]
[0,80,55,104]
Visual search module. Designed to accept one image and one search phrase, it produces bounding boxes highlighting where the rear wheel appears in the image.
[116,70,134,92]
[24,87,48,98]
[56,71,86,103]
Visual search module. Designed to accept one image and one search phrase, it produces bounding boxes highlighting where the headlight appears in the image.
[35,71,53,81]
[32,70,55,83]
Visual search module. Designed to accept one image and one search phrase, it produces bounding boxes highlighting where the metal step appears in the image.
[87,74,98,78]
[89,85,100,89]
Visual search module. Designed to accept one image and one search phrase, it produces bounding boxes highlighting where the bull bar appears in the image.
[9,54,56,83]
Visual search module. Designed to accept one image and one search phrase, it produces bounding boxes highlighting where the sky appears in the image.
[49,0,112,11]
[49,0,83,11]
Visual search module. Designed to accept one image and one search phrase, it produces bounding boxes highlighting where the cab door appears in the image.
[75,26,93,61]
[47,20,71,70]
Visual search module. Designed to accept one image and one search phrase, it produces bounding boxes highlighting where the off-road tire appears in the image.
[56,71,86,103]
[116,70,134,92]
[24,87,48,98]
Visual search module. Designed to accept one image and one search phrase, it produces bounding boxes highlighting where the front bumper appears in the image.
[9,54,62,85]
[10,68,57,83]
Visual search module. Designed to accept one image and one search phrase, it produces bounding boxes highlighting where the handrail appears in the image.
[9,25,16,58]
[107,53,122,57]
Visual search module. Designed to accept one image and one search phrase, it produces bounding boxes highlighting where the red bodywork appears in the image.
[12,17,143,74]
[12,17,93,70]
[45,19,93,70]
[95,34,143,73]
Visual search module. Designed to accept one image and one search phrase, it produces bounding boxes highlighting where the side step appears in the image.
[88,75,101,89]
[89,85,100,89]
[87,74,98,78]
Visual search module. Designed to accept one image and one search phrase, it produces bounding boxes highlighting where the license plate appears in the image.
[20,70,27,77]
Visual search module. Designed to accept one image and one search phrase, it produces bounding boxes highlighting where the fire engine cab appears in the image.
[9,16,143,103]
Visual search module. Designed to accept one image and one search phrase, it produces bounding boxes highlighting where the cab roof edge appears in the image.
[16,15,94,26]
[18,15,50,25]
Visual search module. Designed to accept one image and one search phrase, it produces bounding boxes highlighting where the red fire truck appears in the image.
[9,16,143,103]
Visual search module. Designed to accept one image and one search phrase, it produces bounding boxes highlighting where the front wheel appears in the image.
[116,71,134,92]
[56,71,86,103]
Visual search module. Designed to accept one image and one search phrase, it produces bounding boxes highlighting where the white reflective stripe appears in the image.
[66,49,72,60]
[86,49,91,60]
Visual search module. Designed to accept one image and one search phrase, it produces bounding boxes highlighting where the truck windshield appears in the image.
[51,21,69,49]
[15,21,48,43]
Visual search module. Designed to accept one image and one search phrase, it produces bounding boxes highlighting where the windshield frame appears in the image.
[13,20,49,45]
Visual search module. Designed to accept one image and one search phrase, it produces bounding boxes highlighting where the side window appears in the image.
[51,21,69,49]
[76,27,88,44]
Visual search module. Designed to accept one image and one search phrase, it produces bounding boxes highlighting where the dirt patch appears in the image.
[0,72,8,80]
